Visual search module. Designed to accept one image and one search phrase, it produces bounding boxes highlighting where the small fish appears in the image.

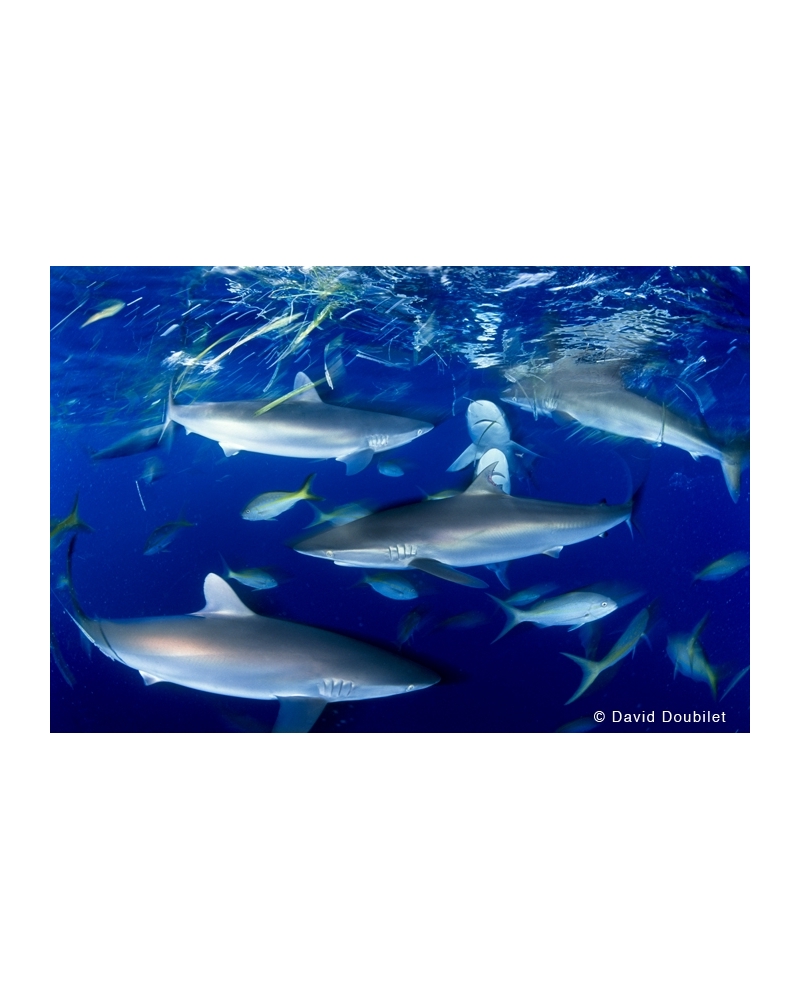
[50,626,76,688]
[377,460,405,477]
[92,423,168,460]
[144,515,195,555]
[505,583,559,607]
[363,572,418,600]
[667,614,721,698]
[242,474,322,521]
[555,717,598,733]
[433,610,488,631]
[305,502,372,528]
[397,606,433,646]
[561,605,653,705]
[140,455,166,485]
[51,495,93,551]
[693,551,750,582]
[80,300,125,327]
[220,555,280,591]
[492,591,617,641]
[720,665,750,701]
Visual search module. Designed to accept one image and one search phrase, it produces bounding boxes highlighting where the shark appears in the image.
[166,372,433,474]
[502,357,748,500]
[293,464,639,588]
[64,540,439,732]
[447,399,535,472]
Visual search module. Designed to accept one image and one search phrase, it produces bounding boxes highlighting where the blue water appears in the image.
[50,266,749,732]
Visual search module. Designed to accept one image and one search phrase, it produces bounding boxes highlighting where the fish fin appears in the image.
[509,439,539,460]
[292,372,324,403]
[489,596,523,641]
[542,546,563,558]
[561,653,603,705]
[339,449,374,475]
[220,443,240,458]
[273,697,328,733]
[720,437,748,502]
[304,504,324,527]
[447,443,478,472]
[139,671,163,686]
[551,410,577,426]
[409,558,488,589]
[300,473,324,502]
[191,574,257,617]
[486,561,510,589]
[464,463,505,496]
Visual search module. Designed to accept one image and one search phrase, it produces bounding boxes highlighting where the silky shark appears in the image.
[502,357,748,500]
[447,400,535,473]
[166,372,433,474]
[65,541,439,732]
[293,464,638,588]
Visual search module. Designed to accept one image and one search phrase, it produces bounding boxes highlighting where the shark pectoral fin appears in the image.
[542,546,563,559]
[273,697,328,733]
[446,444,478,472]
[220,443,240,458]
[551,410,576,426]
[339,449,374,475]
[409,558,488,589]
[139,671,164,686]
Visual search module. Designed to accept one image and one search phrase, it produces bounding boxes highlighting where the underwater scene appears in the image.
[50,266,750,733]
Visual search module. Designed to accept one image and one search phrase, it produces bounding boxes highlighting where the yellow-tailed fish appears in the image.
[80,300,125,327]
[242,474,322,521]
[693,551,749,582]
[561,604,653,705]
[51,495,93,551]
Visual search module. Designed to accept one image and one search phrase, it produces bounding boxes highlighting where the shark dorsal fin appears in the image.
[192,574,257,617]
[464,463,505,496]
[293,372,324,403]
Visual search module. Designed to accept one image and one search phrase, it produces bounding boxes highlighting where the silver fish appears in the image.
[491,590,618,641]
[694,551,749,582]
[294,464,639,588]
[503,357,748,500]
[167,371,432,474]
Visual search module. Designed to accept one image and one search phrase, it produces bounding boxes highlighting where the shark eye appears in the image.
[406,684,415,691]
[326,550,333,558]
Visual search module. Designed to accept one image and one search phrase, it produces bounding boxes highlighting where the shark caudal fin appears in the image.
[720,435,749,502]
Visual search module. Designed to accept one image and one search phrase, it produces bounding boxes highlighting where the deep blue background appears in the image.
[50,266,749,732]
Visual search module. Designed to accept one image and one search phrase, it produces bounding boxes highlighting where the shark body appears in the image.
[502,358,748,500]
[68,566,439,732]
[294,465,636,588]
[167,372,432,474]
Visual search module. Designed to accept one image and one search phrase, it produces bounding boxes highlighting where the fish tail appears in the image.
[490,596,525,642]
[304,504,324,527]
[720,435,749,502]
[300,473,324,503]
[561,652,604,705]
[628,478,647,537]
[67,493,93,535]
[219,552,232,578]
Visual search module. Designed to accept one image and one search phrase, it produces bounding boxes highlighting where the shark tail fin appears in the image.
[720,435,749,502]
[561,652,604,705]
[490,596,525,642]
